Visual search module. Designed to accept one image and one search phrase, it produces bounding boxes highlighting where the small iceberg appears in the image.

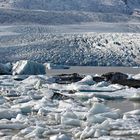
[12,60,46,75]
[133,73,140,80]
[77,75,95,85]
[129,92,140,101]
[45,63,70,70]
[50,134,72,140]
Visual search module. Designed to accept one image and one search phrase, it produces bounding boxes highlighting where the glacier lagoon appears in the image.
[47,66,140,76]
[0,60,140,139]
[0,2,140,139]
[0,22,140,139]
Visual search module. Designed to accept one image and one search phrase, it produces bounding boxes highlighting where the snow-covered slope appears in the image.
[0,0,139,25]
[0,0,137,14]
[0,8,133,25]
[9,0,128,13]
[0,0,136,13]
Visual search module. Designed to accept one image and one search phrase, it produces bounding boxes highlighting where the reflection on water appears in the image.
[106,100,140,113]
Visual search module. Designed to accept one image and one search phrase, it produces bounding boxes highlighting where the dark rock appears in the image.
[114,42,121,45]
[101,72,140,88]
[102,72,128,82]
[13,75,29,81]
[52,92,71,100]
[112,79,140,88]
[55,73,83,84]
[93,76,105,82]
[51,91,74,100]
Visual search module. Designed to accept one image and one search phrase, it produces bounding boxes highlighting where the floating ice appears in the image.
[87,103,121,124]
[77,75,95,85]
[125,109,140,115]
[11,101,36,114]
[50,134,72,140]
[0,109,21,119]
[88,103,110,115]
[12,60,46,75]
[14,114,28,122]
[79,120,110,139]
[45,63,70,70]
[132,73,140,80]
[0,123,27,130]
[61,110,81,126]
[0,72,139,139]
[24,126,45,138]
[39,88,54,99]
[129,92,140,101]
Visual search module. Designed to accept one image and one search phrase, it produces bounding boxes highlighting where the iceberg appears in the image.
[77,75,95,85]
[0,63,12,75]
[0,109,21,119]
[133,73,140,80]
[129,92,140,101]
[50,134,72,140]
[61,110,81,126]
[12,60,46,75]
[45,63,70,70]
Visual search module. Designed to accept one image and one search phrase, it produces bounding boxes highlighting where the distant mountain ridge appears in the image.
[0,0,140,14]
[0,0,140,25]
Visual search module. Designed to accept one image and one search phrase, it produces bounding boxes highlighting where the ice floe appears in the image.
[45,63,70,70]
[0,73,139,139]
[12,60,46,75]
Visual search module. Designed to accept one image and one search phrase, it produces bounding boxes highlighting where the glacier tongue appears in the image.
[1,33,139,66]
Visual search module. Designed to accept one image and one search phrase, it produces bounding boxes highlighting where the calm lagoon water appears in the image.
[47,66,140,76]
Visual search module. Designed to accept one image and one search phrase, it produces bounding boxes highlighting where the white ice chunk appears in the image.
[77,75,95,85]
[87,114,106,124]
[50,134,71,140]
[12,60,46,75]
[95,81,109,87]
[0,109,21,119]
[11,101,36,114]
[45,63,70,70]
[0,123,27,130]
[58,100,72,109]
[129,92,140,101]
[87,103,120,124]
[61,110,80,126]
[80,126,95,139]
[125,109,140,115]
[39,88,54,99]
[132,73,140,80]
[88,103,110,115]
[24,126,45,138]
[20,127,35,135]
[15,114,27,122]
